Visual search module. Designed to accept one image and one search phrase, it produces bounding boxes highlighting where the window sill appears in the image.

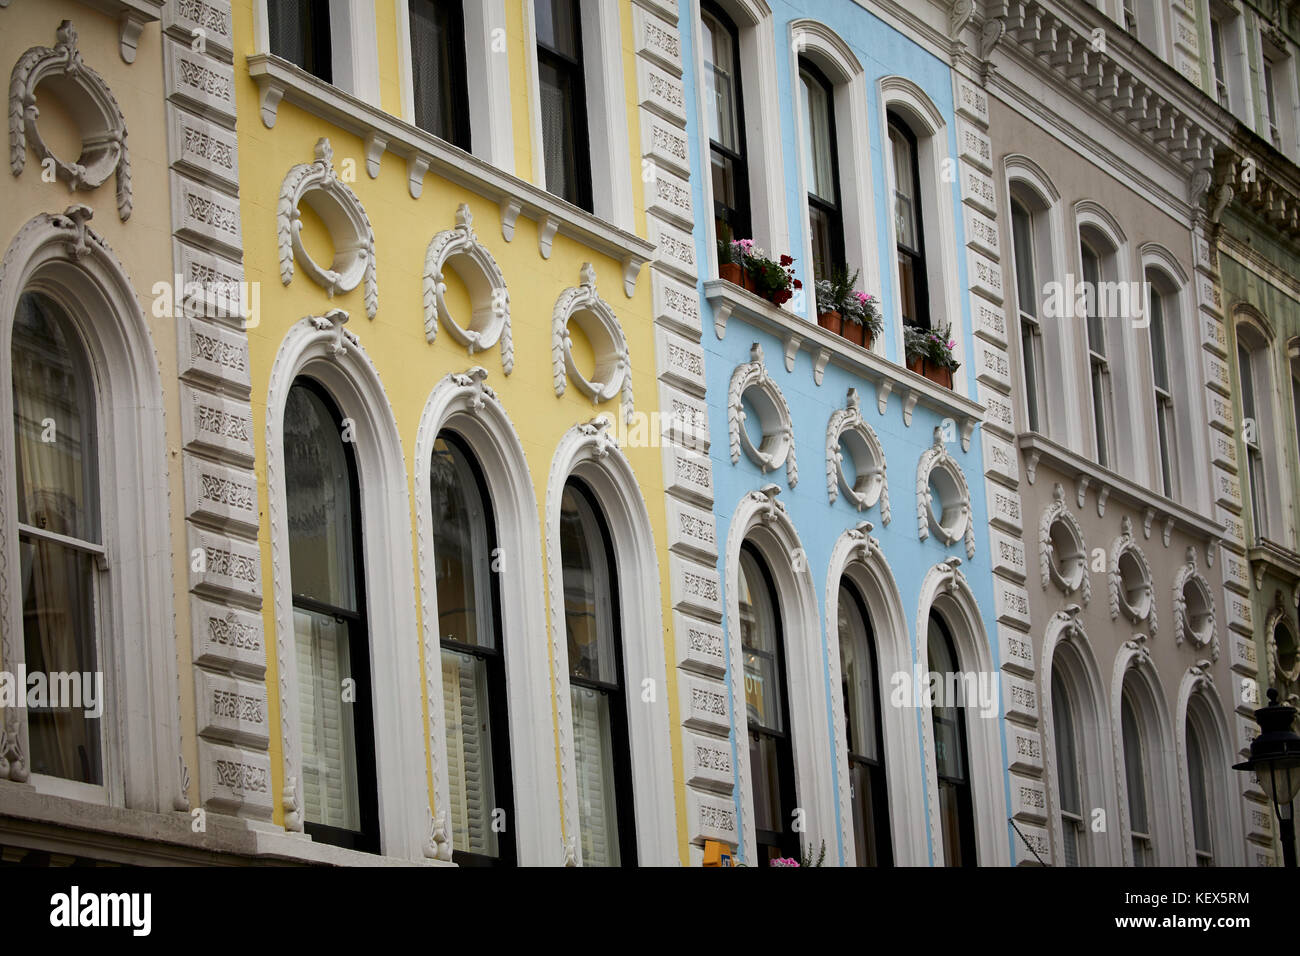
[705,279,984,448]
[1017,431,1223,543]
[246,54,655,297]
[0,781,450,866]
[1246,538,1300,590]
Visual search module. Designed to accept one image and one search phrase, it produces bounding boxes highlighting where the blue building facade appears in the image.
[677,0,1022,866]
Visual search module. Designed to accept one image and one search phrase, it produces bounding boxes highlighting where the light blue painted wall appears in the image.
[678,0,1012,866]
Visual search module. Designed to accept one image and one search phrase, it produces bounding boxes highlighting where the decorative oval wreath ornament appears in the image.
[825,387,890,521]
[9,20,132,221]
[728,343,797,489]
[277,137,377,317]
[1108,515,1157,636]
[552,262,631,423]
[916,426,974,559]
[424,203,513,374]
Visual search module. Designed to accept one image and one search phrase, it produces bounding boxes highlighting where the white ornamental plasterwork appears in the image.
[277,137,377,317]
[1110,515,1157,637]
[1039,483,1090,605]
[1263,598,1300,691]
[916,427,975,559]
[825,388,890,522]
[552,262,631,422]
[9,21,131,221]
[1173,546,1218,660]
[728,343,797,488]
[423,203,513,375]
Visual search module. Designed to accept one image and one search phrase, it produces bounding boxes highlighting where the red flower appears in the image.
[780,255,793,266]
[793,279,803,290]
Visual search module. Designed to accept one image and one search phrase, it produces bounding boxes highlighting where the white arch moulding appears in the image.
[277,137,378,317]
[0,206,182,810]
[723,485,836,864]
[1174,664,1246,866]
[915,558,1010,866]
[1038,607,1121,865]
[551,262,631,423]
[824,524,926,865]
[826,387,890,520]
[423,203,514,374]
[1110,636,1181,866]
[545,417,675,865]
[413,366,557,864]
[264,311,427,861]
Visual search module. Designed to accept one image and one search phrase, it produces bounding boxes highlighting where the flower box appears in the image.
[906,354,953,389]
[817,310,842,335]
[719,262,752,292]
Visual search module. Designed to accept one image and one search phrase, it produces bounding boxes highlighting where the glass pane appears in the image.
[1021,321,1040,432]
[712,149,738,228]
[539,60,579,206]
[1091,364,1109,467]
[938,779,968,867]
[1157,403,1173,497]
[1121,692,1149,836]
[1187,720,1213,858]
[268,0,330,82]
[890,125,917,249]
[20,536,101,784]
[849,760,886,867]
[739,550,783,733]
[535,0,578,58]
[1149,284,1168,390]
[1011,200,1037,319]
[801,70,835,202]
[838,585,879,762]
[1051,670,1080,815]
[442,648,500,857]
[927,616,966,781]
[284,384,358,612]
[410,0,461,143]
[1081,245,1105,353]
[1062,820,1079,867]
[295,607,361,832]
[749,731,784,834]
[1237,345,1256,420]
[809,204,834,283]
[897,251,920,326]
[12,292,98,543]
[571,685,620,866]
[430,438,494,649]
[703,12,740,152]
[560,485,618,685]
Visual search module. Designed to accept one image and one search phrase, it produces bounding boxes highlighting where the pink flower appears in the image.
[947,339,956,349]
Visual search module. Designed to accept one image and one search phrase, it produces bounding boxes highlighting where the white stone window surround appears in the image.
[1004,155,1074,443]
[413,368,561,865]
[1235,307,1285,546]
[878,75,964,381]
[545,419,677,866]
[265,316,428,861]
[253,0,383,107]
[786,21,882,345]
[1205,0,1255,124]
[1072,200,1133,473]
[394,0,514,170]
[915,560,1011,866]
[1139,243,1209,511]
[1174,667,1245,866]
[1256,31,1299,160]
[520,0,634,230]
[823,527,927,866]
[1111,641,1182,866]
[723,488,837,865]
[687,0,790,274]
[0,209,185,813]
[1039,611,1121,866]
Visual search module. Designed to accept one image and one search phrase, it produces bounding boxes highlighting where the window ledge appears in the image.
[79,0,166,63]
[1246,538,1300,590]
[1017,431,1223,543]
[246,54,655,297]
[0,781,449,866]
[705,279,984,447]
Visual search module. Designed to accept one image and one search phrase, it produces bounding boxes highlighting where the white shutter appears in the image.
[295,612,357,830]
[443,651,491,855]
[571,687,618,866]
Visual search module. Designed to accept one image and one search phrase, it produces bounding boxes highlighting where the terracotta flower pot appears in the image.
[817,310,842,335]
[841,321,864,347]
[864,330,874,351]
[907,354,954,388]
[720,263,745,288]
[906,354,925,376]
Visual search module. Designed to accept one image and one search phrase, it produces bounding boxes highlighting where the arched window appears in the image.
[559,479,636,865]
[1120,687,1153,866]
[284,377,380,852]
[800,60,844,281]
[1146,269,1178,497]
[702,2,750,249]
[888,113,929,329]
[13,292,104,792]
[740,543,798,864]
[1050,668,1085,865]
[927,611,976,865]
[1236,322,1272,543]
[408,0,471,150]
[431,431,515,865]
[1185,713,1214,866]
[837,581,891,866]
[1010,193,1046,432]
[1079,229,1116,467]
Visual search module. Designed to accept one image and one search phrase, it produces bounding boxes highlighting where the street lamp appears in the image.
[1234,688,1300,867]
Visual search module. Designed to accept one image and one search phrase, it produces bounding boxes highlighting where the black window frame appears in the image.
[268,0,334,85]
[838,581,893,867]
[408,0,472,152]
[432,429,517,867]
[928,612,977,867]
[288,376,381,855]
[889,112,931,329]
[740,542,800,865]
[702,1,752,251]
[799,58,845,282]
[535,0,593,213]
[561,477,638,866]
